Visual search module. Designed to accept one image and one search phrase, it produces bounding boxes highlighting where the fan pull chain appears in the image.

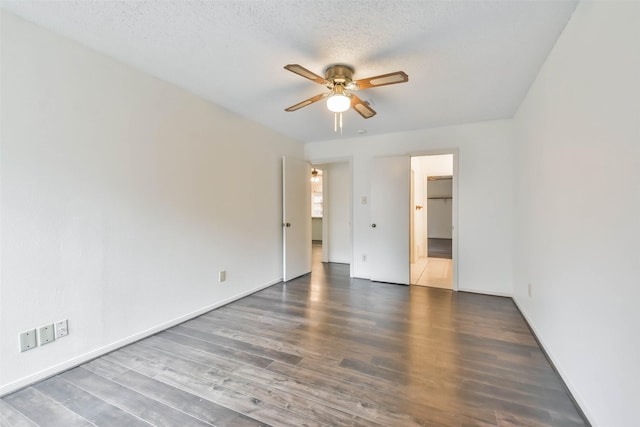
[333,112,344,134]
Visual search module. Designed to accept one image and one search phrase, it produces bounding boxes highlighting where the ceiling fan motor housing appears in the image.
[325,64,354,88]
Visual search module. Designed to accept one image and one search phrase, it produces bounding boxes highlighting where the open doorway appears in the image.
[410,155,454,289]
[310,161,352,272]
[311,166,323,241]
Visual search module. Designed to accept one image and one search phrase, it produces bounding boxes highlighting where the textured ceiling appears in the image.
[1,1,578,143]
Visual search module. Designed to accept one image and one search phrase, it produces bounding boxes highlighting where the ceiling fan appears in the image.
[283,64,409,120]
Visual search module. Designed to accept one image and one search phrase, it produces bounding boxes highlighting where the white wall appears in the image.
[412,155,453,178]
[426,177,453,239]
[311,217,323,240]
[305,120,514,295]
[325,161,351,264]
[0,11,302,395]
[512,2,640,426]
[427,197,453,240]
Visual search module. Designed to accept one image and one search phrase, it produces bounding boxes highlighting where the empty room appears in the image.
[1,1,638,426]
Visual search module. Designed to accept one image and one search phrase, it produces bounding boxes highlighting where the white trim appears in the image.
[409,149,459,291]
[0,278,282,397]
[458,288,512,298]
[321,168,330,263]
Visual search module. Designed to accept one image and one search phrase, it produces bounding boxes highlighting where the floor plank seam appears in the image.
[1,244,588,427]
[109,345,334,427]
[72,367,221,427]
[101,351,273,426]
[55,374,157,427]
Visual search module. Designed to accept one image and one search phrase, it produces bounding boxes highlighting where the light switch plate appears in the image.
[39,324,55,345]
[20,329,37,352]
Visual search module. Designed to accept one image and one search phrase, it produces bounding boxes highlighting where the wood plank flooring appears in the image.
[1,245,587,426]
[411,257,453,289]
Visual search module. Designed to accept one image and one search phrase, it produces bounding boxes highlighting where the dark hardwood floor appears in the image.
[1,244,587,426]
[428,238,453,259]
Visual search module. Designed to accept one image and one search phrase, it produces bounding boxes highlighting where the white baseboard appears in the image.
[512,297,596,427]
[0,278,282,397]
[457,287,512,298]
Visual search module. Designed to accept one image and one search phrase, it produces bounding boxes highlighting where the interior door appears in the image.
[369,156,410,285]
[283,157,311,281]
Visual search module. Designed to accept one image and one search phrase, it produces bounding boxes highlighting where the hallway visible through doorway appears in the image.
[410,154,455,289]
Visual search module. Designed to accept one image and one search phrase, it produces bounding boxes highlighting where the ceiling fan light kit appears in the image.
[284,63,408,133]
[326,86,350,113]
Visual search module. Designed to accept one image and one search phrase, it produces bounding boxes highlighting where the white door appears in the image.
[370,156,410,285]
[283,157,311,281]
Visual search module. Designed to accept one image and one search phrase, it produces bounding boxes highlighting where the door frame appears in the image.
[410,149,459,291]
[310,157,354,277]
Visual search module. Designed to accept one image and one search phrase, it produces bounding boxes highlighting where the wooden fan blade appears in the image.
[350,95,377,119]
[284,64,329,85]
[285,93,328,112]
[354,71,408,90]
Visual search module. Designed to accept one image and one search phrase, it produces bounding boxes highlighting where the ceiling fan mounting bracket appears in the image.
[324,64,354,87]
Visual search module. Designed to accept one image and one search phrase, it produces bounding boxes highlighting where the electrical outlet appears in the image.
[19,329,37,352]
[219,270,226,282]
[55,319,69,338]
[39,324,55,345]
[528,283,532,297]
[361,196,368,205]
